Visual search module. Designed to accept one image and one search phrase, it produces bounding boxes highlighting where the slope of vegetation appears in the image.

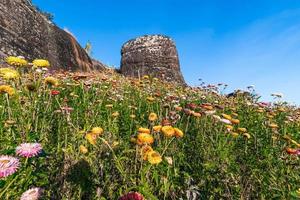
[0,56,300,199]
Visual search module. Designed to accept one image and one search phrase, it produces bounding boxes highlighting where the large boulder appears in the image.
[0,0,106,71]
[120,35,185,85]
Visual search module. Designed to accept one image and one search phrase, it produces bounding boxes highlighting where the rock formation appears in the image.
[0,0,106,71]
[120,35,185,85]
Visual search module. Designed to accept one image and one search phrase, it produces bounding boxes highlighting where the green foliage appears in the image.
[0,65,300,199]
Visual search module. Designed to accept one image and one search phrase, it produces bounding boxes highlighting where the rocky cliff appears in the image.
[0,0,105,71]
[120,35,185,85]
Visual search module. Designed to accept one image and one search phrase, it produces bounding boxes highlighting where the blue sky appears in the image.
[32,0,300,104]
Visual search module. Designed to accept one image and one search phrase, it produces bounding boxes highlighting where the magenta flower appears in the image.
[16,143,43,158]
[118,192,144,200]
[0,155,20,178]
[20,187,43,200]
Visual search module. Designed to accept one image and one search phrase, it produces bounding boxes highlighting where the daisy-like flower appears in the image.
[118,191,144,200]
[161,126,175,137]
[32,59,50,68]
[138,127,150,134]
[0,155,20,178]
[44,76,59,87]
[6,56,28,67]
[137,133,154,145]
[0,68,20,80]
[148,112,158,122]
[16,143,43,158]
[20,187,43,200]
[0,85,15,96]
[147,151,162,165]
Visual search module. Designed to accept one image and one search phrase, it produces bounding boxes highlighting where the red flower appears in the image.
[286,148,300,155]
[51,90,60,96]
[118,192,144,200]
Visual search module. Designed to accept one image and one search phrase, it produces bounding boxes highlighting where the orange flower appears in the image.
[138,127,150,134]
[268,123,279,129]
[161,126,175,137]
[140,145,153,160]
[174,128,184,138]
[137,133,154,145]
[230,118,240,124]
[153,125,162,132]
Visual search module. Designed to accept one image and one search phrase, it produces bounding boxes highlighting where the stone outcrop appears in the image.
[0,0,106,71]
[120,35,185,85]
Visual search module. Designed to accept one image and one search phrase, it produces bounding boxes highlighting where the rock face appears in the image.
[120,35,185,85]
[0,0,105,71]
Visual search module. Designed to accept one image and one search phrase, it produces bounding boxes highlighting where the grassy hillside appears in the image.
[0,57,300,199]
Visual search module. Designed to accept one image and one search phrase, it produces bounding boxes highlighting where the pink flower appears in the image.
[16,143,43,158]
[118,192,144,200]
[0,155,20,178]
[21,187,43,200]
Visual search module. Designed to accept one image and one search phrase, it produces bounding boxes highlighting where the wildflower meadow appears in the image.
[0,56,300,199]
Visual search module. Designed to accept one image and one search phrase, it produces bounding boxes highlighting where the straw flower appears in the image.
[148,112,158,122]
[20,187,43,200]
[32,59,50,68]
[16,143,43,158]
[161,126,175,137]
[147,151,162,165]
[0,155,20,178]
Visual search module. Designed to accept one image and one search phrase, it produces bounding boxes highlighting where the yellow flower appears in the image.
[237,128,247,133]
[143,75,149,79]
[161,126,175,137]
[148,112,158,121]
[91,127,103,136]
[222,114,232,120]
[85,133,97,145]
[105,104,113,108]
[80,145,88,154]
[0,68,20,80]
[174,128,184,138]
[138,127,150,134]
[45,76,59,86]
[112,141,120,148]
[268,123,279,129]
[140,145,153,160]
[147,97,155,102]
[32,59,50,67]
[0,85,15,96]
[6,56,28,67]
[243,133,251,139]
[231,132,239,138]
[225,125,234,131]
[232,112,239,117]
[153,125,162,132]
[130,114,136,119]
[137,133,154,145]
[147,151,162,164]
[112,111,119,117]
